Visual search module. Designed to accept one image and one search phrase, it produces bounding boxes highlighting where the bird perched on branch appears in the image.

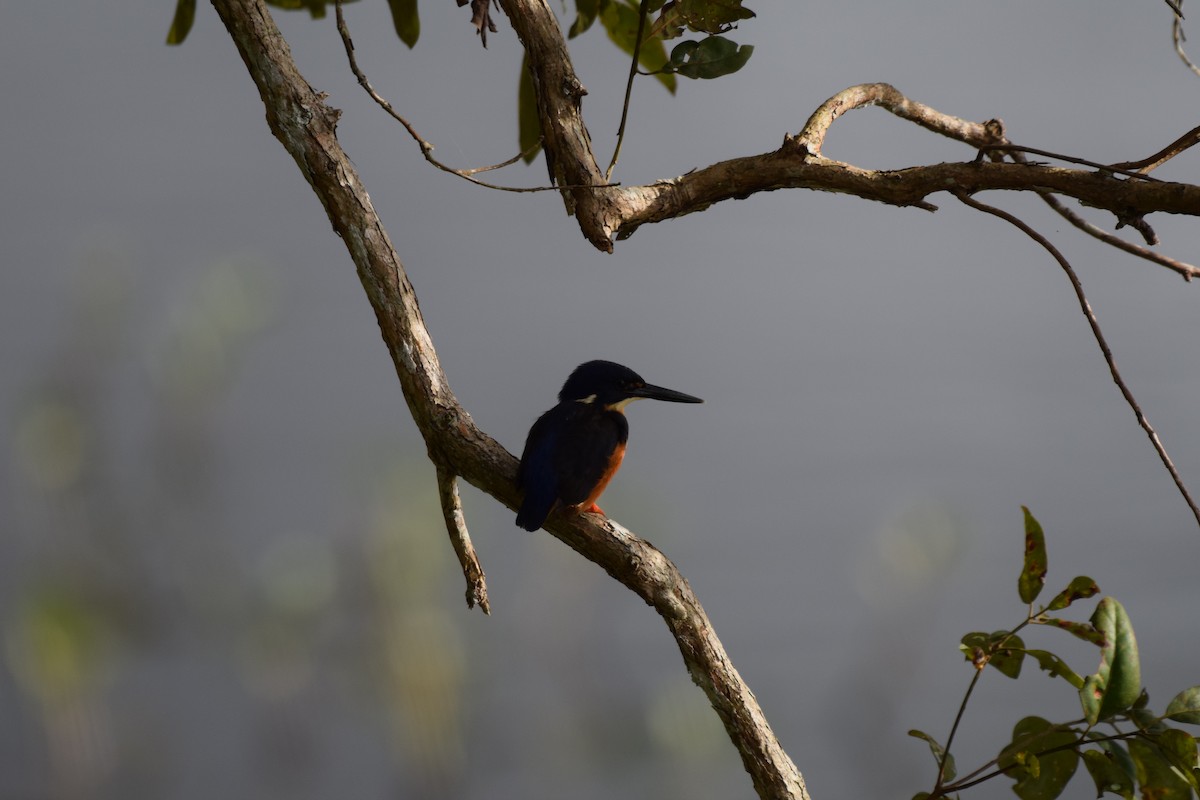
[515,360,703,531]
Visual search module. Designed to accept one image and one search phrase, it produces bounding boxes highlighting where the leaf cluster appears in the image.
[567,0,754,82]
[911,508,1200,800]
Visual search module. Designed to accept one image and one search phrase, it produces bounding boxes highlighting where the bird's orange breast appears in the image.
[577,441,626,510]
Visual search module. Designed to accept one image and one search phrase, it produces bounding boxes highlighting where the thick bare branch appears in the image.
[609,154,1200,240]
[209,1,809,796]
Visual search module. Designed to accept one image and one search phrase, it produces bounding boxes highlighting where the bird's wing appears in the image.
[515,405,567,531]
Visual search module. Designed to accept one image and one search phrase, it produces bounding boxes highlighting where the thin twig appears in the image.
[605,0,652,181]
[935,668,985,791]
[980,144,1162,182]
[1110,123,1200,174]
[436,464,490,614]
[334,0,590,193]
[1175,19,1200,75]
[983,145,1200,280]
[955,191,1200,530]
[1036,192,1199,280]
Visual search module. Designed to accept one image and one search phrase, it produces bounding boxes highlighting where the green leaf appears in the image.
[1079,598,1141,725]
[665,35,752,79]
[1045,576,1100,612]
[1040,617,1108,647]
[1082,749,1135,800]
[959,631,1026,678]
[1165,686,1200,725]
[569,0,605,37]
[386,0,420,47]
[600,1,677,93]
[648,0,754,39]
[991,633,1026,679]
[676,0,755,33]
[1152,729,1200,789]
[1129,737,1193,800]
[1026,649,1085,689]
[999,717,1080,800]
[1019,506,1048,605]
[517,56,542,164]
[166,0,196,45]
[908,729,957,781]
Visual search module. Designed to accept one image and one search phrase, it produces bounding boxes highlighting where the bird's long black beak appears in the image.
[631,383,704,404]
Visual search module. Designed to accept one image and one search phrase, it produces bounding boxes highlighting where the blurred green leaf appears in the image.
[6,585,116,703]
[166,0,196,45]
[909,729,957,781]
[1082,749,1135,800]
[1129,737,1193,800]
[999,717,1080,800]
[386,0,420,47]
[569,0,605,37]
[517,55,542,163]
[1165,686,1200,724]
[1026,649,1085,689]
[1019,506,1048,604]
[1045,575,1100,611]
[601,1,676,93]
[666,35,753,79]
[1080,598,1141,725]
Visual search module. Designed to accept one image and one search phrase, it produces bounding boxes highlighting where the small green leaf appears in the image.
[991,633,1026,679]
[386,0,420,47]
[1129,737,1192,800]
[1079,598,1141,725]
[600,1,677,93]
[166,0,197,45]
[675,0,755,33]
[1045,576,1100,612]
[909,729,957,781]
[1019,506,1048,605]
[665,35,752,79]
[1040,617,1108,647]
[1165,686,1200,724]
[517,56,542,164]
[1082,749,1135,800]
[569,0,604,37]
[1025,649,1085,689]
[999,717,1080,800]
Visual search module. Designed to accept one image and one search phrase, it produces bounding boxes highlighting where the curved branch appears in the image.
[208,1,809,797]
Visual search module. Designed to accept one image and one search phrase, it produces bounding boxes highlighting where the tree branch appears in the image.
[208,1,809,796]
[489,2,1200,258]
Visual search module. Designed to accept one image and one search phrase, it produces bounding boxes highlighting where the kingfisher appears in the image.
[515,360,703,531]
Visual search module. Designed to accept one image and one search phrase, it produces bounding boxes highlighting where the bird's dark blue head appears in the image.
[558,360,703,409]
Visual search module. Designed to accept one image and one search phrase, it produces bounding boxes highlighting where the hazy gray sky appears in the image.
[3,2,1198,798]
